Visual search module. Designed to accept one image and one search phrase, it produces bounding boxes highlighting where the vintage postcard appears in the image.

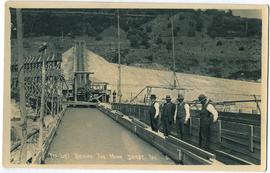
[3,1,268,171]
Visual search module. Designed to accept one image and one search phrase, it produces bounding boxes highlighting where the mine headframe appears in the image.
[72,71,94,102]
[71,71,110,103]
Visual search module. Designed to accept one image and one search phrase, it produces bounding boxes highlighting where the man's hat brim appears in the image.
[150,95,157,99]
[177,94,184,100]
[165,96,171,100]
[198,94,207,102]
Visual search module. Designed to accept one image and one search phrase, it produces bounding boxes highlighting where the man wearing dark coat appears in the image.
[198,94,219,149]
[174,94,190,140]
[112,90,116,103]
[161,95,176,136]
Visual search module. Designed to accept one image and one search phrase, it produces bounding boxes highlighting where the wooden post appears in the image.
[35,98,39,115]
[248,125,254,152]
[133,106,136,115]
[38,44,47,152]
[138,106,141,120]
[16,8,28,163]
[78,42,81,86]
[55,95,58,115]
[74,73,77,101]
[54,84,58,115]
[171,19,177,88]
[197,118,200,145]
[59,95,62,112]
[73,45,77,101]
[51,87,54,117]
[56,81,60,114]
[84,73,87,86]
[60,81,63,111]
[189,117,192,135]
[253,95,261,114]
[58,96,61,114]
[61,31,64,43]
[218,120,222,143]
[117,9,122,103]
[177,149,182,162]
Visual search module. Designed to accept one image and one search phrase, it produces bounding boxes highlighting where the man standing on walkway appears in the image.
[149,94,160,132]
[112,90,116,103]
[174,94,190,140]
[161,95,176,136]
[198,94,219,149]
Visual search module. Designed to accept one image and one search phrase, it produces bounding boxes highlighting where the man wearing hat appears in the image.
[112,90,116,103]
[198,94,219,149]
[174,94,190,140]
[149,94,160,132]
[161,95,176,136]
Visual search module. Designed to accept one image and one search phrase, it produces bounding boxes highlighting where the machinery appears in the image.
[63,40,111,103]
[64,71,111,103]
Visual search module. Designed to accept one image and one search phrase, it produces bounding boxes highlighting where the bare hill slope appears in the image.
[62,48,261,112]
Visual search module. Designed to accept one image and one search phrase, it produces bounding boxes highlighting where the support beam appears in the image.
[16,8,28,163]
[38,43,47,151]
[218,120,222,144]
[248,125,254,152]
[117,9,122,103]
[73,45,77,101]
[51,87,54,117]
[253,95,261,114]
[171,19,177,88]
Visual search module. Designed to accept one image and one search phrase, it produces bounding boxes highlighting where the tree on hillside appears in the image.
[95,35,102,41]
[209,67,222,78]
[156,36,163,45]
[146,26,152,33]
[166,42,172,52]
[141,37,150,48]
[145,54,154,62]
[188,28,196,37]
[130,35,139,48]
[196,9,202,15]
[226,10,233,16]
[111,49,130,64]
[195,18,203,32]
[179,15,185,20]
[207,14,224,38]
[87,25,98,37]
[216,40,222,46]
[204,9,225,15]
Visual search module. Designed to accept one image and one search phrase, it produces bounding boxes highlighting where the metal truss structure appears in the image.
[11,53,66,119]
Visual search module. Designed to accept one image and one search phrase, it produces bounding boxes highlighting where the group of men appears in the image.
[149,93,218,149]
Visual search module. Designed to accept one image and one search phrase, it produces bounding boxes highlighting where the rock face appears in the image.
[62,48,261,112]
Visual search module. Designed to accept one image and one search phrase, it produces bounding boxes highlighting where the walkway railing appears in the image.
[111,103,261,165]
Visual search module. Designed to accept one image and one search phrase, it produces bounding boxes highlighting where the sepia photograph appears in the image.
[3,2,268,171]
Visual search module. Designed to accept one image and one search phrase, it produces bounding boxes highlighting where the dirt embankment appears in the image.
[62,48,261,112]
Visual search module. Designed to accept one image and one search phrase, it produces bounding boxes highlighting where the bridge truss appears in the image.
[11,53,66,119]
[10,51,70,163]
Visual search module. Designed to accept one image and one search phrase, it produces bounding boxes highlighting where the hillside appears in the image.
[62,48,261,113]
[10,9,262,80]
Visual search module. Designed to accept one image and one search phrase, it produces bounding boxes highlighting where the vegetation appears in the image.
[10,8,262,81]
[216,41,222,46]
